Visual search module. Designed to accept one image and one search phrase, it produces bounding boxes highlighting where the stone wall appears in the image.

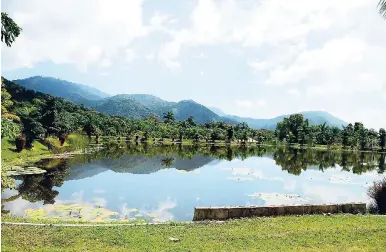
[193,203,366,221]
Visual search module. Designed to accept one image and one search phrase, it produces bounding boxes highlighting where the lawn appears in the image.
[2,215,386,251]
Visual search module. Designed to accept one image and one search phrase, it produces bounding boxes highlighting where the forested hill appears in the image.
[13,76,109,103]
[13,76,347,128]
[1,77,134,142]
[12,76,234,124]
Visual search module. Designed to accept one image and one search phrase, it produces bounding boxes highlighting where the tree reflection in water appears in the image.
[3,144,385,211]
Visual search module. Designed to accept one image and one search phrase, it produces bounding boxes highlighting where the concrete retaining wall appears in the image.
[193,203,366,221]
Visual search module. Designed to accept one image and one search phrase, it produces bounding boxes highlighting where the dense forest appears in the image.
[1,77,385,152]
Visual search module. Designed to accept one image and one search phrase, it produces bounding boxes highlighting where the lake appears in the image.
[2,144,385,223]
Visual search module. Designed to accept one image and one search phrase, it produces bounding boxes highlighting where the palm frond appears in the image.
[379,0,386,19]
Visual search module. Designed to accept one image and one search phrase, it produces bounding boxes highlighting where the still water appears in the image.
[2,145,385,222]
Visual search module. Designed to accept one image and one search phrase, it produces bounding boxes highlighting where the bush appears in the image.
[368,178,386,214]
[1,118,21,138]
[2,113,20,122]
[44,137,61,151]
[66,133,89,150]
[15,135,26,152]
[1,168,15,190]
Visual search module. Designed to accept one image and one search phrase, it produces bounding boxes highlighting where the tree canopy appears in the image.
[1,12,22,47]
[379,0,386,19]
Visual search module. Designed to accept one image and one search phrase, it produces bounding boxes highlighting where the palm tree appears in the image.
[379,0,386,19]
[163,111,175,124]
[1,12,22,47]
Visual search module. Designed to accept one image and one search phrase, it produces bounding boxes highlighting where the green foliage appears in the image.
[275,114,384,151]
[1,168,15,190]
[368,178,386,214]
[1,82,14,113]
[163,111,175,123]
[44,137,61,151]
[1,118,20,138]
[1,12,22,47]
[379,128,386,150]
[66,133,89,150]
[379,0,386,19]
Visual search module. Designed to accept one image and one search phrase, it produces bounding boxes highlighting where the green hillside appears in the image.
[13,76,347,127]
[95,95,155,119]
[14,76,109,103]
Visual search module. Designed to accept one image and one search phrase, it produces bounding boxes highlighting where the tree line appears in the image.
[2,78,386,152]
[276,114,385,151]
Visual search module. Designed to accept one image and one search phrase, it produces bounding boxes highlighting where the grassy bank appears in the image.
[1,134,91,168]
[1,138,53,167]
[2,215,386,251]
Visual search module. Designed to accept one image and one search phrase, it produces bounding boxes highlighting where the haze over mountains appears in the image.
[13,76,347,129]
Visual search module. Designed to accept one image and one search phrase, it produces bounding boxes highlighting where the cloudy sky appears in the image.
[2,0,386,128]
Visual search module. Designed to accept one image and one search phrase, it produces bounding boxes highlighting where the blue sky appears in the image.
[2,0,386,128]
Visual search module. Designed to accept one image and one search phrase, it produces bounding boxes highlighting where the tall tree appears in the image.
[163,111,175,124]
[379,128,386,150]
[1,12,22,47]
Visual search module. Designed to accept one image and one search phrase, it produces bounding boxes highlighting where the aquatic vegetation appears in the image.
[6,166,46,176]
[22,203,161,223]
[24,204,120,222]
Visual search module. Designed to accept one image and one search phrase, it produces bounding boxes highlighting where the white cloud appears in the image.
[235,99,267,109]
[287,88,300,96]
[144,53,155,61]
[157,0,370,66]
[2,0,386,128]
[149,12,176,28]
[2,0,147,71]
[193,52,207,59]
[98,58,112,69]
[124,48,136,63]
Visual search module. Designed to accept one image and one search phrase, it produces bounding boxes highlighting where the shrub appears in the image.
[15,135,26,152]
[1,118,21,138]
[1,168,15,190]
[66,133,89,150]
[368,178,386,214]
[44,136,61,151]
[2,113,20,122]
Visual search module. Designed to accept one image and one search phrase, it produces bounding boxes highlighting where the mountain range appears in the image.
[13,76,347,129]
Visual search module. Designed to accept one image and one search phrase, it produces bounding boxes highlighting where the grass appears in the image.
[1,138,53,167]
[2,215,386,251]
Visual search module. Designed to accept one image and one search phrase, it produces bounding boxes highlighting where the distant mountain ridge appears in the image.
[211,108,347,129]
[13,76,109,103]
[13,76,234,124]
[13,76,347,128]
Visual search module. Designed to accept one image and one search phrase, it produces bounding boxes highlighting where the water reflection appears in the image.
[2,145,385,221]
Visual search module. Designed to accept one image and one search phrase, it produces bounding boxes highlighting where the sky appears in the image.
[1,0,386,129]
